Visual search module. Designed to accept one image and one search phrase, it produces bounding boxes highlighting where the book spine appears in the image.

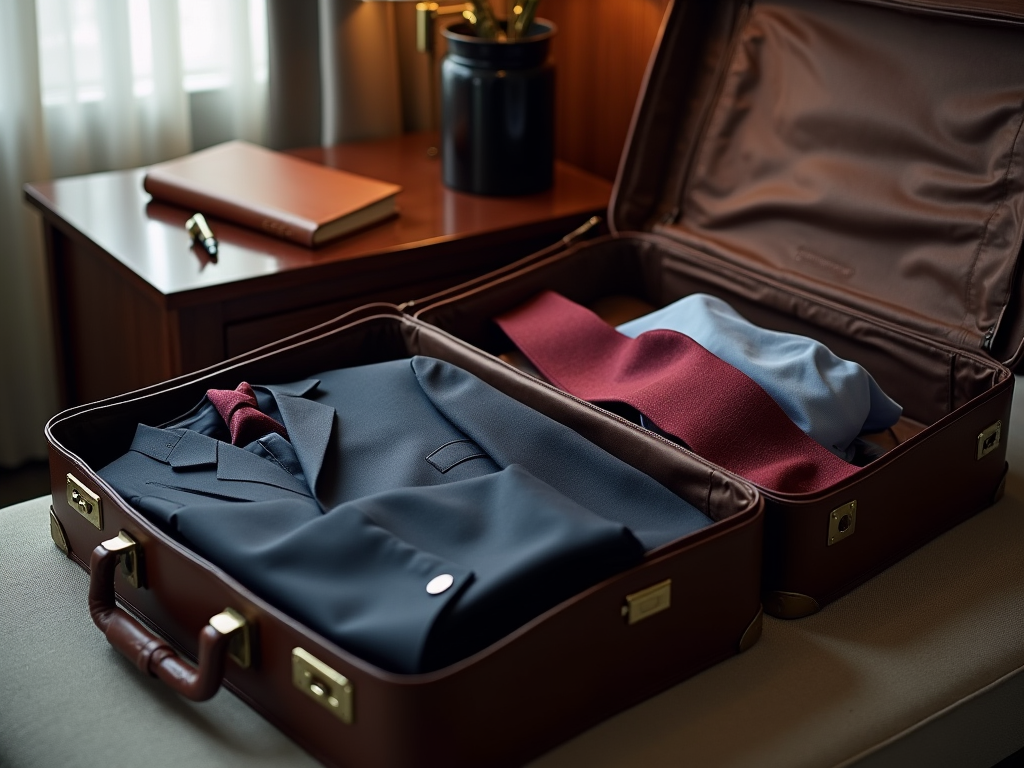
[143,173,317,247]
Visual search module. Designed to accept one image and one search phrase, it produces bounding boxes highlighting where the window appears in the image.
[35,0,268,106]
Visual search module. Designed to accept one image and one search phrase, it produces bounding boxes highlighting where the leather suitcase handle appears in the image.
[89,541,231,701]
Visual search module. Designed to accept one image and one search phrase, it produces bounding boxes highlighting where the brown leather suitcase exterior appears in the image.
[46,306,763,768]
[412,0,1022,618]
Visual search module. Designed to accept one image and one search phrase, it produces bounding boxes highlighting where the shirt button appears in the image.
[426,574,454,595]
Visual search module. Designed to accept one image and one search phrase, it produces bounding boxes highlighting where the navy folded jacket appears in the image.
[99,356,711,673]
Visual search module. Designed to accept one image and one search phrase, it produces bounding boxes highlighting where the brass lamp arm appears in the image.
[416,2,474,53]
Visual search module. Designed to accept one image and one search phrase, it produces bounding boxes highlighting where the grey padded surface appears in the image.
[0,495,319,768]
[2,382,1024,767]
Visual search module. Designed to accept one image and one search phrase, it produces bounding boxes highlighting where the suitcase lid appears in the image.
[611,0,1024,366]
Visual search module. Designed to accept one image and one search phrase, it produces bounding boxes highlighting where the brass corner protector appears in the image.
[49,507,70,556]
[992,463,1009,505]
[763,591,820,619]
[738,606,764,652]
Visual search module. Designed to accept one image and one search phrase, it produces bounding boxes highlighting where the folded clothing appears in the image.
[617,294,902,459]
[495,291,862,494]
[99,357,710,673]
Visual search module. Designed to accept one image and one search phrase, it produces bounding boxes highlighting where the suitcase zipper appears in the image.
[643,230,997,364]
[398,216,603,313]
[982,326,995,352]
[850,0,1024,26]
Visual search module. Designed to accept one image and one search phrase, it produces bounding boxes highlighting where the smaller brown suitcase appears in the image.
[413,0,1021,618]
[46,306,763,768]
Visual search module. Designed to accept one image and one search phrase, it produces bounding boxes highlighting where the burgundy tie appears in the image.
[495,291,860,494]
[206,382,289,446]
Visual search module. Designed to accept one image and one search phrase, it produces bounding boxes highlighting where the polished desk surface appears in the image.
[23,134,612,307]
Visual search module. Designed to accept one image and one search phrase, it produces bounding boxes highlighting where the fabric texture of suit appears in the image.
[99,357,710,673]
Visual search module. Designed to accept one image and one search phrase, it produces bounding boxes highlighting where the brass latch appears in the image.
[209,608,252,669]
[621,579,672,625]
[977,421,1001,460]
[67,473,102,529]
[828,501,857,546]
[292,647,353,724]
[101,531,144,589]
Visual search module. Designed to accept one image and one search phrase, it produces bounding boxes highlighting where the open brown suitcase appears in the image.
[412,0,1023,618]
[45,304,763,768]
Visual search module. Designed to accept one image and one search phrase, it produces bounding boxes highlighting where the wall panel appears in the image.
[543,0,671,180]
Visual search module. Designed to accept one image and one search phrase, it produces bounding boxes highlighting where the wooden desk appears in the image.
[25,133,611,407]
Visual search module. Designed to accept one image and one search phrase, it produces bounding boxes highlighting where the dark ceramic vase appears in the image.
[440,20,556,196]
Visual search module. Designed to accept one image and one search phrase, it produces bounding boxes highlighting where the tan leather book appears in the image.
[143,140,402,246]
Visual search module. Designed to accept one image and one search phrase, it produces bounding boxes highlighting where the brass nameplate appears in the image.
[828,501,857,546]
[292,648,353,724]
[67,473,102,529]
[977,421,1001,460]
[623,579,672,625]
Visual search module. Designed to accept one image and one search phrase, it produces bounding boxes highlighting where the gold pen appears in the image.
[186,213,219,260]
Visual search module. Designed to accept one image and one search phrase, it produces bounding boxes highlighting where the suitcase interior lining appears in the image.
[618,0,1024,365]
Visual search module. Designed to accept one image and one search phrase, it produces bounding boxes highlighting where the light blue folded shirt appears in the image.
[616,294,902,460]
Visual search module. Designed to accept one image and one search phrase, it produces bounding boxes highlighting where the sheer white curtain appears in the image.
[0,0,57,470]
[319,0,403,144]
[266,0,422,150]
[0,0,417,469]
[0,0,269,468]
